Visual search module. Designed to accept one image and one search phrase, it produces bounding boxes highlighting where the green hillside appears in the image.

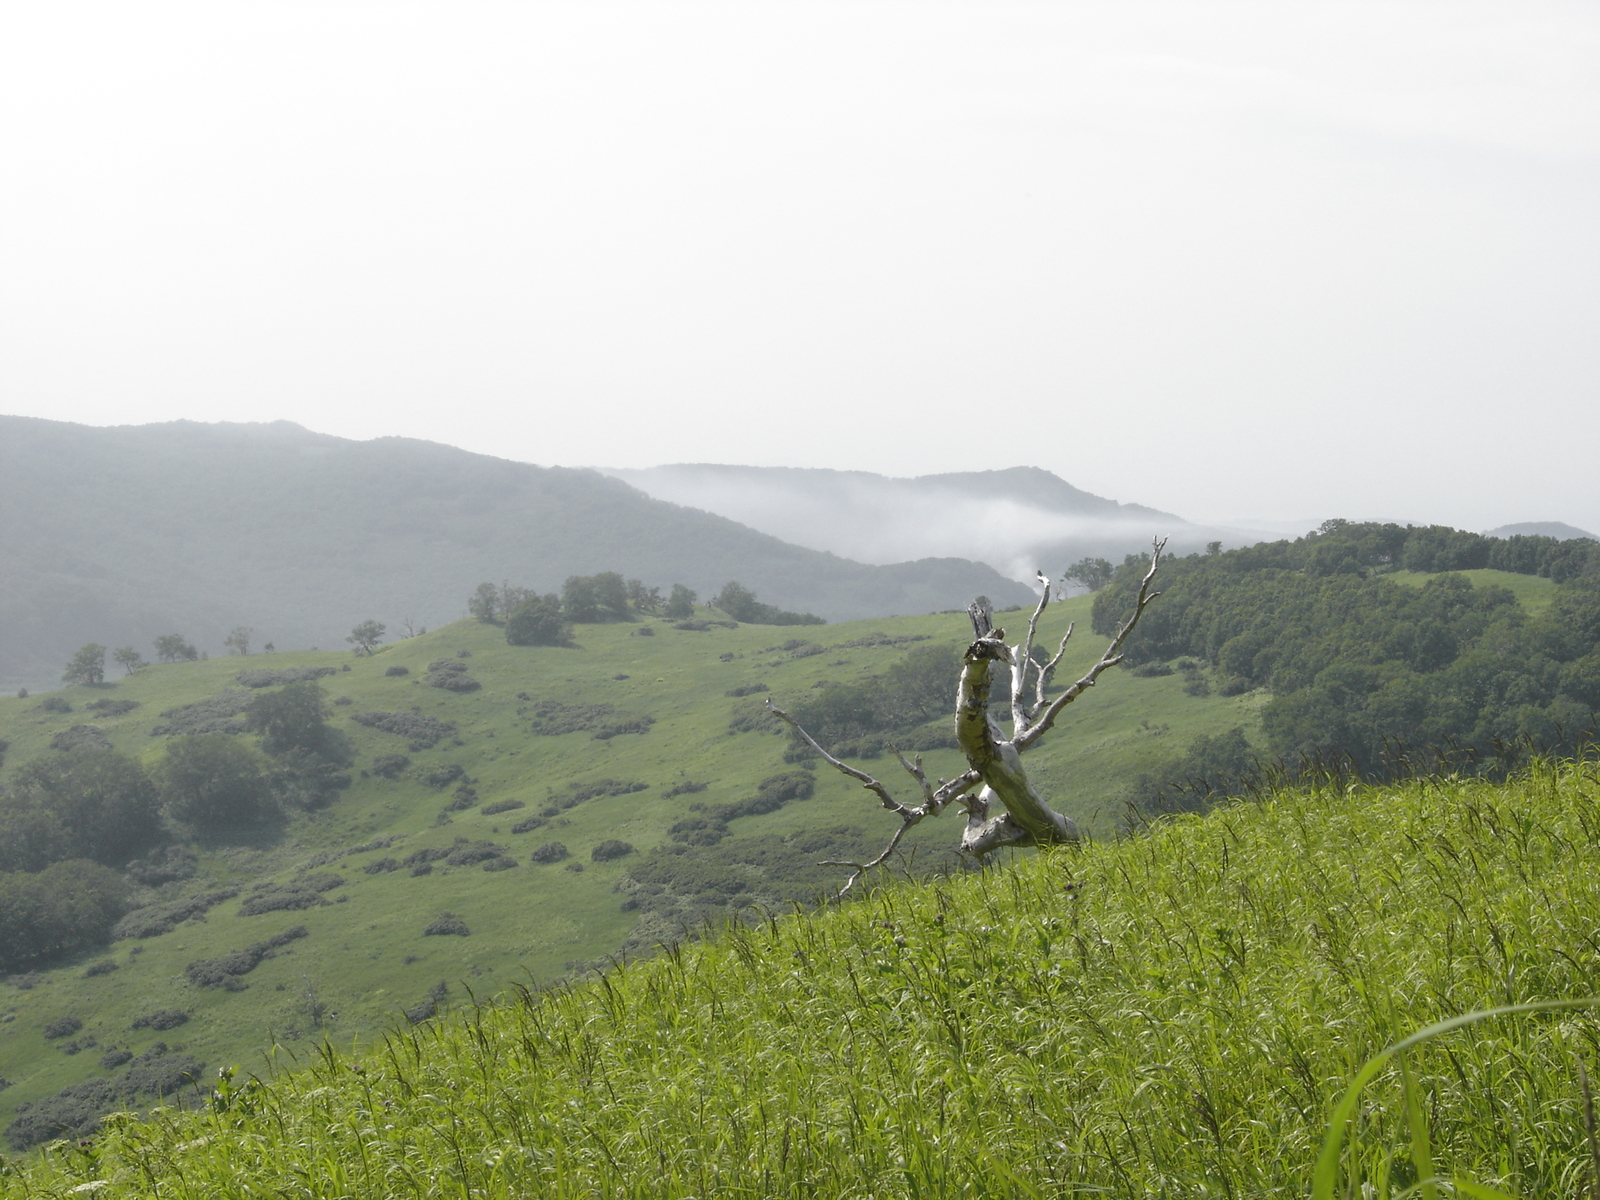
[6,761,1596,1196]
[0,594,1266,1142]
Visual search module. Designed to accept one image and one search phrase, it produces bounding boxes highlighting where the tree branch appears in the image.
[1015,537,1166,751]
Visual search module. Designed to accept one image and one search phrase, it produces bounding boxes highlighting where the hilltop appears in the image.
[0,417,1032,695]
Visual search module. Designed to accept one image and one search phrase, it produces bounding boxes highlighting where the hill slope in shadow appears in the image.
[0,418,1031,693]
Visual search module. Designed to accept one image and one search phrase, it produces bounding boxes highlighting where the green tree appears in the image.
[159,735,277,834]
[62,644,107,686]
[0,860,132,973]
[0,749,163,871]
[346,619,386,656]
[224,626,253,656]
[468,582,500,623]
[562,576,602,622]
[112,646,146,675]
[591,572,631,621]
[245,682,335,757]
[154,634,199,663]
[506,596,570,646]
[1063,557,1114,593]
[713,581,760,622]
[626,579,661,612]
[664,583,697,619]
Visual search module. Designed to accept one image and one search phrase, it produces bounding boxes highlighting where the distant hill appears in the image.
[1484,520,1598,542]
[604,463,1213,580]
[0,418,1031,694]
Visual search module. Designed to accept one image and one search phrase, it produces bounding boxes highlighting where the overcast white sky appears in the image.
[2,2,1596,534]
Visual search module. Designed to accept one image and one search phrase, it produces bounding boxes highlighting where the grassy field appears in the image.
[1387,567,1558,612]
[1,595,1269,1135]
[5,760,1596,1197]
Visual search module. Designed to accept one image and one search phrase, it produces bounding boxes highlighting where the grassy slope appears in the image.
[8,762,1598,1197]
[1387,567,1558,612]
[0,596,1263,1128]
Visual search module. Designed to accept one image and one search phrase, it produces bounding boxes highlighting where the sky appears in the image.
[2,1,1596,535]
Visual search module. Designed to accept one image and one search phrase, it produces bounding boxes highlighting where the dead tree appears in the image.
[767,539,1166,892]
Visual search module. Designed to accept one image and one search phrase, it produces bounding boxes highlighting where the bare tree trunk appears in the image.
[769,540,1166,892]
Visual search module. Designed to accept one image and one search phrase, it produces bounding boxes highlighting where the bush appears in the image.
[591,840,635,862]
[130,1009,188,1031]
[384,665,410,677]
[111,888,237,939]
[402,847,451,867]
[423,914,470,937]
[444,841,510,867]
[421,763,468,790]
[481,857,517,872]
[506,596,572,647]
[83,959,118,978]
[237,887,331,917]
[99,1048,133,1069]
[150,691,254,736]
[185,925,307,988]
[510,816,548,834]
[85,699,139,716]
[480,799,525,816]
[370,753,411,779]
[35,696,72,714]
[725,683,769,697]
[424,660,481,692]
[363,857,400,875]
[42,1016,83,1040]
[528,841,569,864]
[235,667,337,688]
[160,734,278,832]
[350,711,457,749]
[405,981,449,1024]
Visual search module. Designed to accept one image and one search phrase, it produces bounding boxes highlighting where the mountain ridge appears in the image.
[0,417,1033,694]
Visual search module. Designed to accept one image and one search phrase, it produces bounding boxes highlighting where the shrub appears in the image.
[405,981,450,1024]
[662,780,709,799]
[402,846,451,867]
[42,1016,82,1040]
[6,1079,119,1149]
[83,959,118,978]
[529,841,569,864]
[481,857,517,872]
[0,861,133,972]
[35,696,72,714]
[421,763,468,790]
[50,724,111,752]
[384,665,410,677]
[363,857,400,875]
[99,1048,133,1070]
[480,799,525,816]
[410,863,434,876]
[237,887,331,917]
[423,914,470,937]
[186,926,307,987]
[444,841,509,867]
[591,840,635,862]
[150,691,253,736]
[235,667,337,688]
[350,711,457,749]
[370,753,411,779]
[511,816,548,834]
[130,1009,188,1031]
[112,888,237,939]
[125,845,198,886]
[424,660,481,692]
[725,683,769,697]
[85,698,140,716]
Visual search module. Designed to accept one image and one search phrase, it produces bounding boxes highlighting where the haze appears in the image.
[2,2,1596,535]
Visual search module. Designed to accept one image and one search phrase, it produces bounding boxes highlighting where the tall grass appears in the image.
[7,761,1598,1198]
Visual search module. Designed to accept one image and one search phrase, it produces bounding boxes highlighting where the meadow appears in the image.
[4,760,1596,1197]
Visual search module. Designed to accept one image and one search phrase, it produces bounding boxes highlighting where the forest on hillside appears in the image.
[1094,521,1600,812]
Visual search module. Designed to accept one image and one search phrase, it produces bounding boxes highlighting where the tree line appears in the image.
[469,573,823,646]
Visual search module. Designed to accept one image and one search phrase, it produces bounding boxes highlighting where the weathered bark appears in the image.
[772,539,1165,891]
